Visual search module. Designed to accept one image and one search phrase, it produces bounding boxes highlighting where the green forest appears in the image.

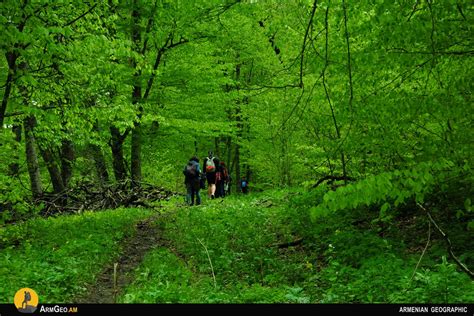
[1,0,473,305]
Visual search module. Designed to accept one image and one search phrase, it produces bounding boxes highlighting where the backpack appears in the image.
[186,161,197,177]
[205,157,216,173]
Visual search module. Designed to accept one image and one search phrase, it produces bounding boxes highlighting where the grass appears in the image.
[120,189,474,303]
[0,207,153,303]
[2,189,472,304]
[119,190,313,303]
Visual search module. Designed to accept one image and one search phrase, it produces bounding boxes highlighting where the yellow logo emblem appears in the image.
[14,288,38,313]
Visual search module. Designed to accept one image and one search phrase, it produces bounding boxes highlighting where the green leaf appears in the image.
[468,221,474,231]
[464,199,472,212]
[380,202,390,217]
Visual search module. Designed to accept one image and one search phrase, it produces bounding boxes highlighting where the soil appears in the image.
[74,213,169,303]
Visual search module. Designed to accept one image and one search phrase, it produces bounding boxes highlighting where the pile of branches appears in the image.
[36,181,177,216]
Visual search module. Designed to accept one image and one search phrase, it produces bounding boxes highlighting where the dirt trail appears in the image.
[75,212,171,303]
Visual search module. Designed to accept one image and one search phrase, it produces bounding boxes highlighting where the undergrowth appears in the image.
[0,208,153,303]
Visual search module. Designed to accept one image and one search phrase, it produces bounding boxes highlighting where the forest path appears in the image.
[75,210,174,303]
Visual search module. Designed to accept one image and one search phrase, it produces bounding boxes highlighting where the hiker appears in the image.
[240,176,249,194]
[22,291,31,309]
[215,162,223,198]
[183,156,201,205]
[216,161,229,198]
[203,151,219,199]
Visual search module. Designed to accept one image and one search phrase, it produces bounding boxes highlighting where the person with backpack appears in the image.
[215,161,223,198]
[240,176,249,194]
[216,161,229,198]
[203,151,219,199]
[183,156,201,206]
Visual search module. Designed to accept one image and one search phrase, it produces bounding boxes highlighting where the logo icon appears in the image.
[14,288,38,313]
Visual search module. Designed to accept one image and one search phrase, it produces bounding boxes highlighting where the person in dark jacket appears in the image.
[203,151,219,199]
[183,156,201,205]
[216,161,229,198]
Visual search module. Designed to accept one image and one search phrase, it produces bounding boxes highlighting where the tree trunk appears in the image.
[235,60,242,191]
[226,136,232,169]
[110,126,127,182]
[235,144,241,191]
[90,121,109,185]
[40,146,65,194]
[12,124,22,141]
[89,144,109,186]
[60,139,74,188]
[235,102,242,190]
[130,2,142,188]
[0,52,18,127]
[130,85,142,187]
[8,124,22,176]
[24,116,43,198]
[130,120,142,187]
[242,96,251,183]
[321,9,347,183]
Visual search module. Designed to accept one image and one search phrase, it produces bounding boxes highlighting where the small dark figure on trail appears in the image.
[183,156,201,206]
[22,291,31,309]
[216,161,230,198]
[240,176,249,194]
[203,151,219,199]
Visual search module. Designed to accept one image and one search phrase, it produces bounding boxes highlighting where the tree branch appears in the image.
[361,58,432,103]
[272,238,304,249]
[409,219,431,284]
[64,4,98,27]
[456,2,467,21]
[217,0,241,18]
[240,83,300,91]
[143,34,189,100]
[197,238,217,288]
[141,0,158,55]
[406,0,420,22]
[417,203,474,280]
[387,48,474,56]
[342,0,353,112]
[299,0,318,88]
[4,106,58,118]
[142,34,171,101]
[120,127,131,143]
